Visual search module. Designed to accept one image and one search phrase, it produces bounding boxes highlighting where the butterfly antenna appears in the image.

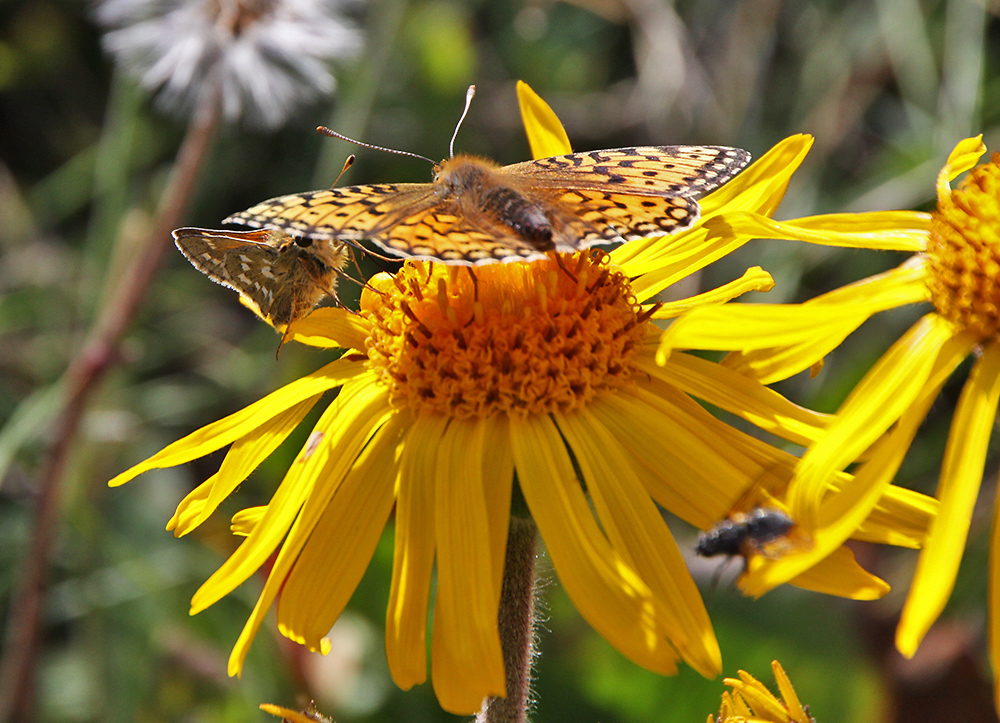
[316,127,434,165]
[330,154,355,188]
[449,85,476,158]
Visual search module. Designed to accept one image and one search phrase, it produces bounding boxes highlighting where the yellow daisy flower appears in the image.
[110,83,932,714]
[711,661,813,723]
[658,136,1000,703]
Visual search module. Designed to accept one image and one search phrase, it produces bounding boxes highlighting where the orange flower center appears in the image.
[926,153,1000,340]
[360,252,648,418]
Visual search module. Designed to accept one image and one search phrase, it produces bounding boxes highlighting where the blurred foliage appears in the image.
[2,0,1000,721]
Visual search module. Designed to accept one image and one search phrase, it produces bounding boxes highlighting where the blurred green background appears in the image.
[2,0,1000,721]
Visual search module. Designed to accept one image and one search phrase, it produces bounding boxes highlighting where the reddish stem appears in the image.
[0,82,222,723]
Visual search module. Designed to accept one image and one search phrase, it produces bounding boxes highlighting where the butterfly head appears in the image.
[433,155,501,193]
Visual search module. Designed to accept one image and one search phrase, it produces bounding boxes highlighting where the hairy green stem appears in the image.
[477,516,540,723]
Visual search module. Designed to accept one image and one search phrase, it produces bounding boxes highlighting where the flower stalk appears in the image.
[477,515,540,723]
[0,78,223,723]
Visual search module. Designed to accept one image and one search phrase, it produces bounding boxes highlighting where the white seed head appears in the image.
[97,0,362,128]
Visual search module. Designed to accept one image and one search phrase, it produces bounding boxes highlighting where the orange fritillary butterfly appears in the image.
[171,227,350,337]
[221,145,751,266]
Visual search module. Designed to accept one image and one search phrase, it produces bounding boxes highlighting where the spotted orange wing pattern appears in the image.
[228,185,564,264]
[223,146,751,265]
[506,146,750,240]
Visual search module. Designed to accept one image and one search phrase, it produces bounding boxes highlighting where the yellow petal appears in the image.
[109,358,366,487]
[227,381,393,676]
[938,135,987,199]
[194,382,390,616]
[431,418,506,714]
[230,506,265,536]
[651,267,775,320]
[591,388,765,529]
[810,360,960,540]
[167,398,318,536]
[286,307,371,350]
[991,473,1000,713]
[720,210,931,251]
[897,341,1000,656]
[779,545,889,600]
[752,394,936,597]
[729,686,756,717]
[855,485,938,549]
[658,303,867,364]
[386,415,512,698]
[555,408,721,676]
[510,413,679,674]
[480,415,515,603]
[259,704,327,723]
[732,677,787,721]
[516,80,572,159]
[386,414,444,690]
[697,134,814,218]
[276,412,403,652]
[792,315,972,523]
[618,224,760,299]
[643,352,832,448]
[772,661,808,723]
[743,322,967,596]
[657,261,929,381]
[722,260,931,382]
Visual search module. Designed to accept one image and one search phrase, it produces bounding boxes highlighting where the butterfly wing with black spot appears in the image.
[223,180,553,264]
[361,201,559,264]
[503,146,750,242]
[504,146,751,197]
[223,183,441,246]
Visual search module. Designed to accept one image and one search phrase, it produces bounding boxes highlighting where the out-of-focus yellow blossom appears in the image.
[659,136,1000,707]
[711,661,813,723]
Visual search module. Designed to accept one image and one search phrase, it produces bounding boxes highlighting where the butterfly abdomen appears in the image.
[437,156,557,248]
[479,186,554,247]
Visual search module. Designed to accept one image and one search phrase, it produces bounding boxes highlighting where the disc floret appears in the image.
[361,252,648,418]
[926,153,1000,340]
